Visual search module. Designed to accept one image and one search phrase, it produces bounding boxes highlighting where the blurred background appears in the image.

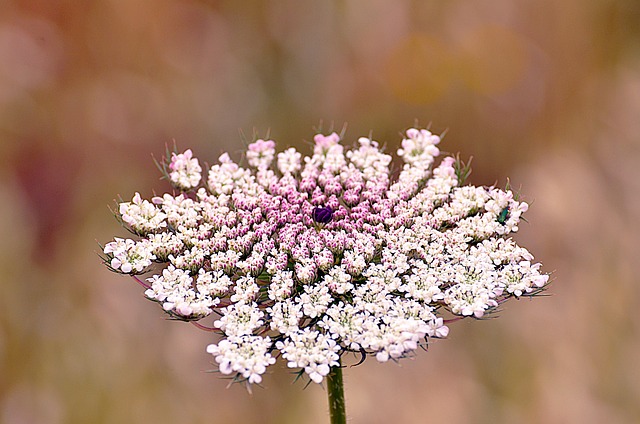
[1,0,639,423]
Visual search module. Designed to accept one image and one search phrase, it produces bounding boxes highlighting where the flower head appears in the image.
[102,127,548,386]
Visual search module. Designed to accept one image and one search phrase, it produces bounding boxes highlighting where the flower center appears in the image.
[312,206,333,224]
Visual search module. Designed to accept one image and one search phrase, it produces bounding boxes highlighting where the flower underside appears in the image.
[102,128,548,386]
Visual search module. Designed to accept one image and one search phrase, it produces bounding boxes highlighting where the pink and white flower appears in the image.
[103,126,547,385]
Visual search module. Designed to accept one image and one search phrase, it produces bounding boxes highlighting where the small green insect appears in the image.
[497,206,510,224]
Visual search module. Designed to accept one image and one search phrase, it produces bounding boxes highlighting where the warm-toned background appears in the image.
[1,1,639,423]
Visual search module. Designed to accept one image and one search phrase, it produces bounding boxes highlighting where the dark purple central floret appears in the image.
[312,206,333,224]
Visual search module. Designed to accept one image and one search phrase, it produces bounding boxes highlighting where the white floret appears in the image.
[206,335,276,384]
[169,149,202,190]
[275,329,340,384]
[104,238,155,274]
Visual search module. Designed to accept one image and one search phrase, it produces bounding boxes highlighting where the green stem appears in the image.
[326,359,346,424]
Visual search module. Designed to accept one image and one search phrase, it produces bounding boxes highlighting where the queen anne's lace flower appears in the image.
[102,127,548,386]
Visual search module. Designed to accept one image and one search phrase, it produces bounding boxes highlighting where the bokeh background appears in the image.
[1,0,639,423]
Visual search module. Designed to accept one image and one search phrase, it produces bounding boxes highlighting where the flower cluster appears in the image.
[102,127,548,386]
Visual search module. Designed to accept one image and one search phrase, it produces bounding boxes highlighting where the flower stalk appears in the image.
[326,359,346,424]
